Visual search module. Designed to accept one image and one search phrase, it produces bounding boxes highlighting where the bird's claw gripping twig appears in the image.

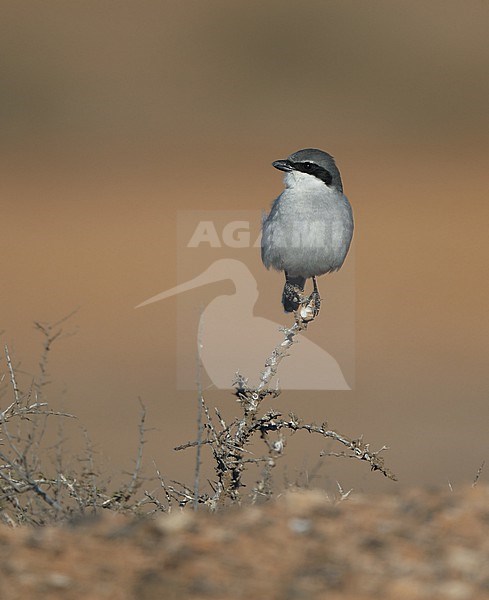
[297,276,321,322]
[298,290,321,322]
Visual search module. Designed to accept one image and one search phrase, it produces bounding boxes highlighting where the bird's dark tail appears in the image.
[282,273,306,312]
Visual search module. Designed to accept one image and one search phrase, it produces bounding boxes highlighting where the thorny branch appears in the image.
[0,320,160,524]
[174,306,397,508]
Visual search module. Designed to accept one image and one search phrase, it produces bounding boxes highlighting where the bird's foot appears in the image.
[282,282,304,313]
[298,290,321,322]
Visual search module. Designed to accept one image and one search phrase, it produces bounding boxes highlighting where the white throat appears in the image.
[284,170,326,191]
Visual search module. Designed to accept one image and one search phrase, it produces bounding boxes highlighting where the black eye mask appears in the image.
[289,161,333,185]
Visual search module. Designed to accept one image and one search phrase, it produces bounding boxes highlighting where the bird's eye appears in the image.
[303,162,313,170]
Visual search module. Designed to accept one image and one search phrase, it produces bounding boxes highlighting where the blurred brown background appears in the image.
[1,1,488,494]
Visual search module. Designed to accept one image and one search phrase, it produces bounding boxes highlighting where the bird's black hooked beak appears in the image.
[272,159,294,172]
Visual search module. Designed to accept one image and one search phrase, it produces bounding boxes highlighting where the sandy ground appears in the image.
[1,485,489,600]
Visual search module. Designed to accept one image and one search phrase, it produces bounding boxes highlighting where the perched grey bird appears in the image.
[261,148,354,313]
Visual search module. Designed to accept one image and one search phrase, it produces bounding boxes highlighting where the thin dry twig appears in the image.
[472,460,486,487]
[194,306,205,510]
